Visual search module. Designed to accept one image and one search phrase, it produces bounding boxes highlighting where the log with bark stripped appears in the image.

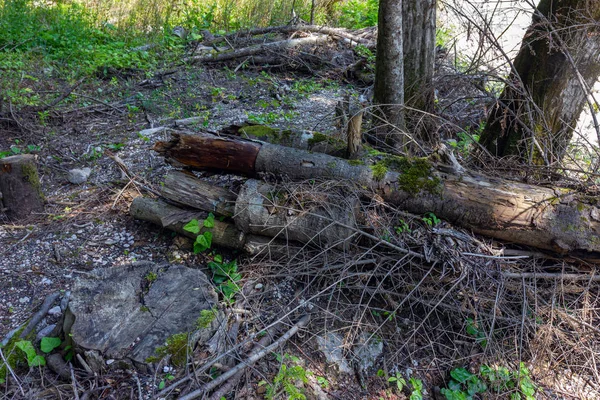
[154,131,600,259]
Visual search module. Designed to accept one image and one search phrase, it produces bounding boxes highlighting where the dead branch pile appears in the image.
[187,24,376,78]
[128,126,600,399]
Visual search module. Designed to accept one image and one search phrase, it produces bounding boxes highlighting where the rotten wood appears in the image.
[154,131,600,258]
[346,110,363,159]
[161,171,236,217]
[153,132,261,176]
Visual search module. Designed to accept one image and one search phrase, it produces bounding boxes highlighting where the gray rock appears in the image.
[48,306,62,316]
[316,333,352,374]
[66,262,220,371]
[353,333,384,374]
[60,291,70,312]
[36,324,57,340]
[67,168,92,184]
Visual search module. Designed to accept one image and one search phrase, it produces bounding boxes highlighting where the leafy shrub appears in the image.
[336,0,378,29]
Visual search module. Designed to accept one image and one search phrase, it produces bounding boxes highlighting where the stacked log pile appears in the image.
[134,128,600,262]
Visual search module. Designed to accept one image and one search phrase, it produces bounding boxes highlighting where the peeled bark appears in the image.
[154,132,600,259]
[480,0,600,162]
[0,154,44,221]
[373,0,406,149]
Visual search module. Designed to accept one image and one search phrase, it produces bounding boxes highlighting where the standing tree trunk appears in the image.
[480,0,600,163]
[373,0,406,150]
[403,0,436,143]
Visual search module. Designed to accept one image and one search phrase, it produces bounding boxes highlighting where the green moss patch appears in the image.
[372,155,441,195]
[239,124,292,144]
[146,332,190,367]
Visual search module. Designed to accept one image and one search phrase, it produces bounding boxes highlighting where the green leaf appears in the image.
[28,355,46,367]
[203,213,215,228]
[194,231,212,253]
[16,340,46,367]
[183,219,200,234]
[450,367,475,384]
[448,380,462,391]
[467,379,487,395]
[158,380,165,389]
[40,337,62,353]
[440,388,468,400]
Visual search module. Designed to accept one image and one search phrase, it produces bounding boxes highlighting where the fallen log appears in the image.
[157,172,358,248]
[190,35,330,64]
[154,131,600,258]
[161,171,236,217]
[201,25,374,48]
[131,196,296,257]
[130,197,246,250]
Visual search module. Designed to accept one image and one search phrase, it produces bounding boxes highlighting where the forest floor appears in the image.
[1,43,597,399]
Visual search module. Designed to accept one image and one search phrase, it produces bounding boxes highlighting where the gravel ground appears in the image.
[0,65,347,341]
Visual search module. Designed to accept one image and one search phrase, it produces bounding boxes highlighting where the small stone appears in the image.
[48,306,62,316]
[254,283,264,290]
[106,359,115,365]
[37,324,57,341]
[71,234,77,240]
[67,168,92,184]
[40,277,53,285]
[19,297,30,304]
[316,333,352,374]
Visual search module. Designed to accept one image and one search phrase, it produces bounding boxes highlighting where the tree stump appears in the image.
[0,154,45,220]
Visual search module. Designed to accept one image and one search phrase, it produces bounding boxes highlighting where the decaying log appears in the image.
[235,179,358,249]
[156,172,359,248]
[223,124,346,156]
[154,131,600,258]
[202,25,374,48]
[130,197,246,250]
[161,171,236,217]
[190,35,331,63]
[0,154,45,220]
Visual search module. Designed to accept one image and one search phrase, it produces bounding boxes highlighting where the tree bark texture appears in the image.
[0,154,44,221]
[130,197,246,249]
[480,0,600,162]
[403,0,436,142]
[161,171,236,217]
[155,132,600,258]
[373,0,406,149]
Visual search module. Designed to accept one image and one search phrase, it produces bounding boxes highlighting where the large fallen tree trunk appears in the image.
[201,25,375,48]
[190,35,330,63]
[154,132,600,258]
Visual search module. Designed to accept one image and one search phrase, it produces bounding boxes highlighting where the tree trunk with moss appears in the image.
[480,0,600,163]
[373,0,406,150]
[154,131,600,259]
[403,0,436,143]
[0,154,44,221]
